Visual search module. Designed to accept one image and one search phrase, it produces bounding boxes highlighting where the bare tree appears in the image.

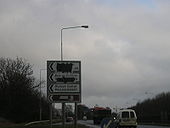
[0,57,47,122]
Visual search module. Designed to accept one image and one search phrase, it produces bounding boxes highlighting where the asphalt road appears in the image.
[138,125,170,128]
[78,120,170,128]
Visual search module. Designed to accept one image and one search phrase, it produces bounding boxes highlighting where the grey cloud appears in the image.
[0,0,170,107]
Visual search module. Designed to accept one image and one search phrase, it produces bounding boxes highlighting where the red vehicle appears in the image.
[92,107,111,125]
[66,117,73,122]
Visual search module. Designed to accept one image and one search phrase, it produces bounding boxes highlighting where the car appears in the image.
[83,116,87,121]
[115,109,137,128]
[66,117,73,122]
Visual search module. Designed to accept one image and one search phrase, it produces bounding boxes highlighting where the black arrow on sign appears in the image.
[49,84,53,92]
[49,62,54,71]
[49,73,53,81]
[48,95,53,102]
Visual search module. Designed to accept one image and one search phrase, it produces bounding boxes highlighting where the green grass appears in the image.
[0,123,89,128]
[0,119,90,128]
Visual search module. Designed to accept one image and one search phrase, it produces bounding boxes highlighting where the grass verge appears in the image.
[0,123,90,128]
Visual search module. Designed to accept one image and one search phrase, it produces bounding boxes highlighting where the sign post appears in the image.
[47,61,81,127]
[50,103,52,128]
[74,102,78,128]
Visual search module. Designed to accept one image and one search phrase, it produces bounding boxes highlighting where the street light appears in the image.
[60,25,88,127]
[60,25,89,61]
[39,68,46,121]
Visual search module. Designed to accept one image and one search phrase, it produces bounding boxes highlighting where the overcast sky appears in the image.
[1,0,170,109]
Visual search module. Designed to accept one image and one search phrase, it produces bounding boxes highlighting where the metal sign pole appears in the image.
[50,103,52,128]
[62,103,65,128]
[74,102,77,128]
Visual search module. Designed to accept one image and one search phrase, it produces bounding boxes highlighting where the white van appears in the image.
[115,109,137,128]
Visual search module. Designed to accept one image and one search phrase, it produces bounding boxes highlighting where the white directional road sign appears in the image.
[49,61,80,72]
[49,73,79,83]
[48,94,80,103]
[47,61,81,103]
[49,84,80,93]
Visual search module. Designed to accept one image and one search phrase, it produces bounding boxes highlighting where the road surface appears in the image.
[78,120,170,128]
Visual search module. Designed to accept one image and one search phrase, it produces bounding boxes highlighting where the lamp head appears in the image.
[81,25,89,28]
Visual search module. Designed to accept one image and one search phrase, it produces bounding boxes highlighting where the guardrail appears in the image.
[25,119,62,126]
[25,120,50,126]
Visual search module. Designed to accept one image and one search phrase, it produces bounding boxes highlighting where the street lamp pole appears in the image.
[60,25,88,128]
[39,69,46,121]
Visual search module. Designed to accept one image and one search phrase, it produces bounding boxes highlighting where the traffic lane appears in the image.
[78,120,170,128]
[78,120,100,128]
[138,125,170,128]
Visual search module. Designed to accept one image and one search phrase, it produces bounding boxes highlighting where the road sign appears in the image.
[47,61,81,103]
[49,73,79,83]
[48,94,80,103]
[49,61,80,72]
[49,84,80,93]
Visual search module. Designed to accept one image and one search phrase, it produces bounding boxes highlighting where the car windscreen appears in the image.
[122,111,129,118]
[130,111,135,118]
